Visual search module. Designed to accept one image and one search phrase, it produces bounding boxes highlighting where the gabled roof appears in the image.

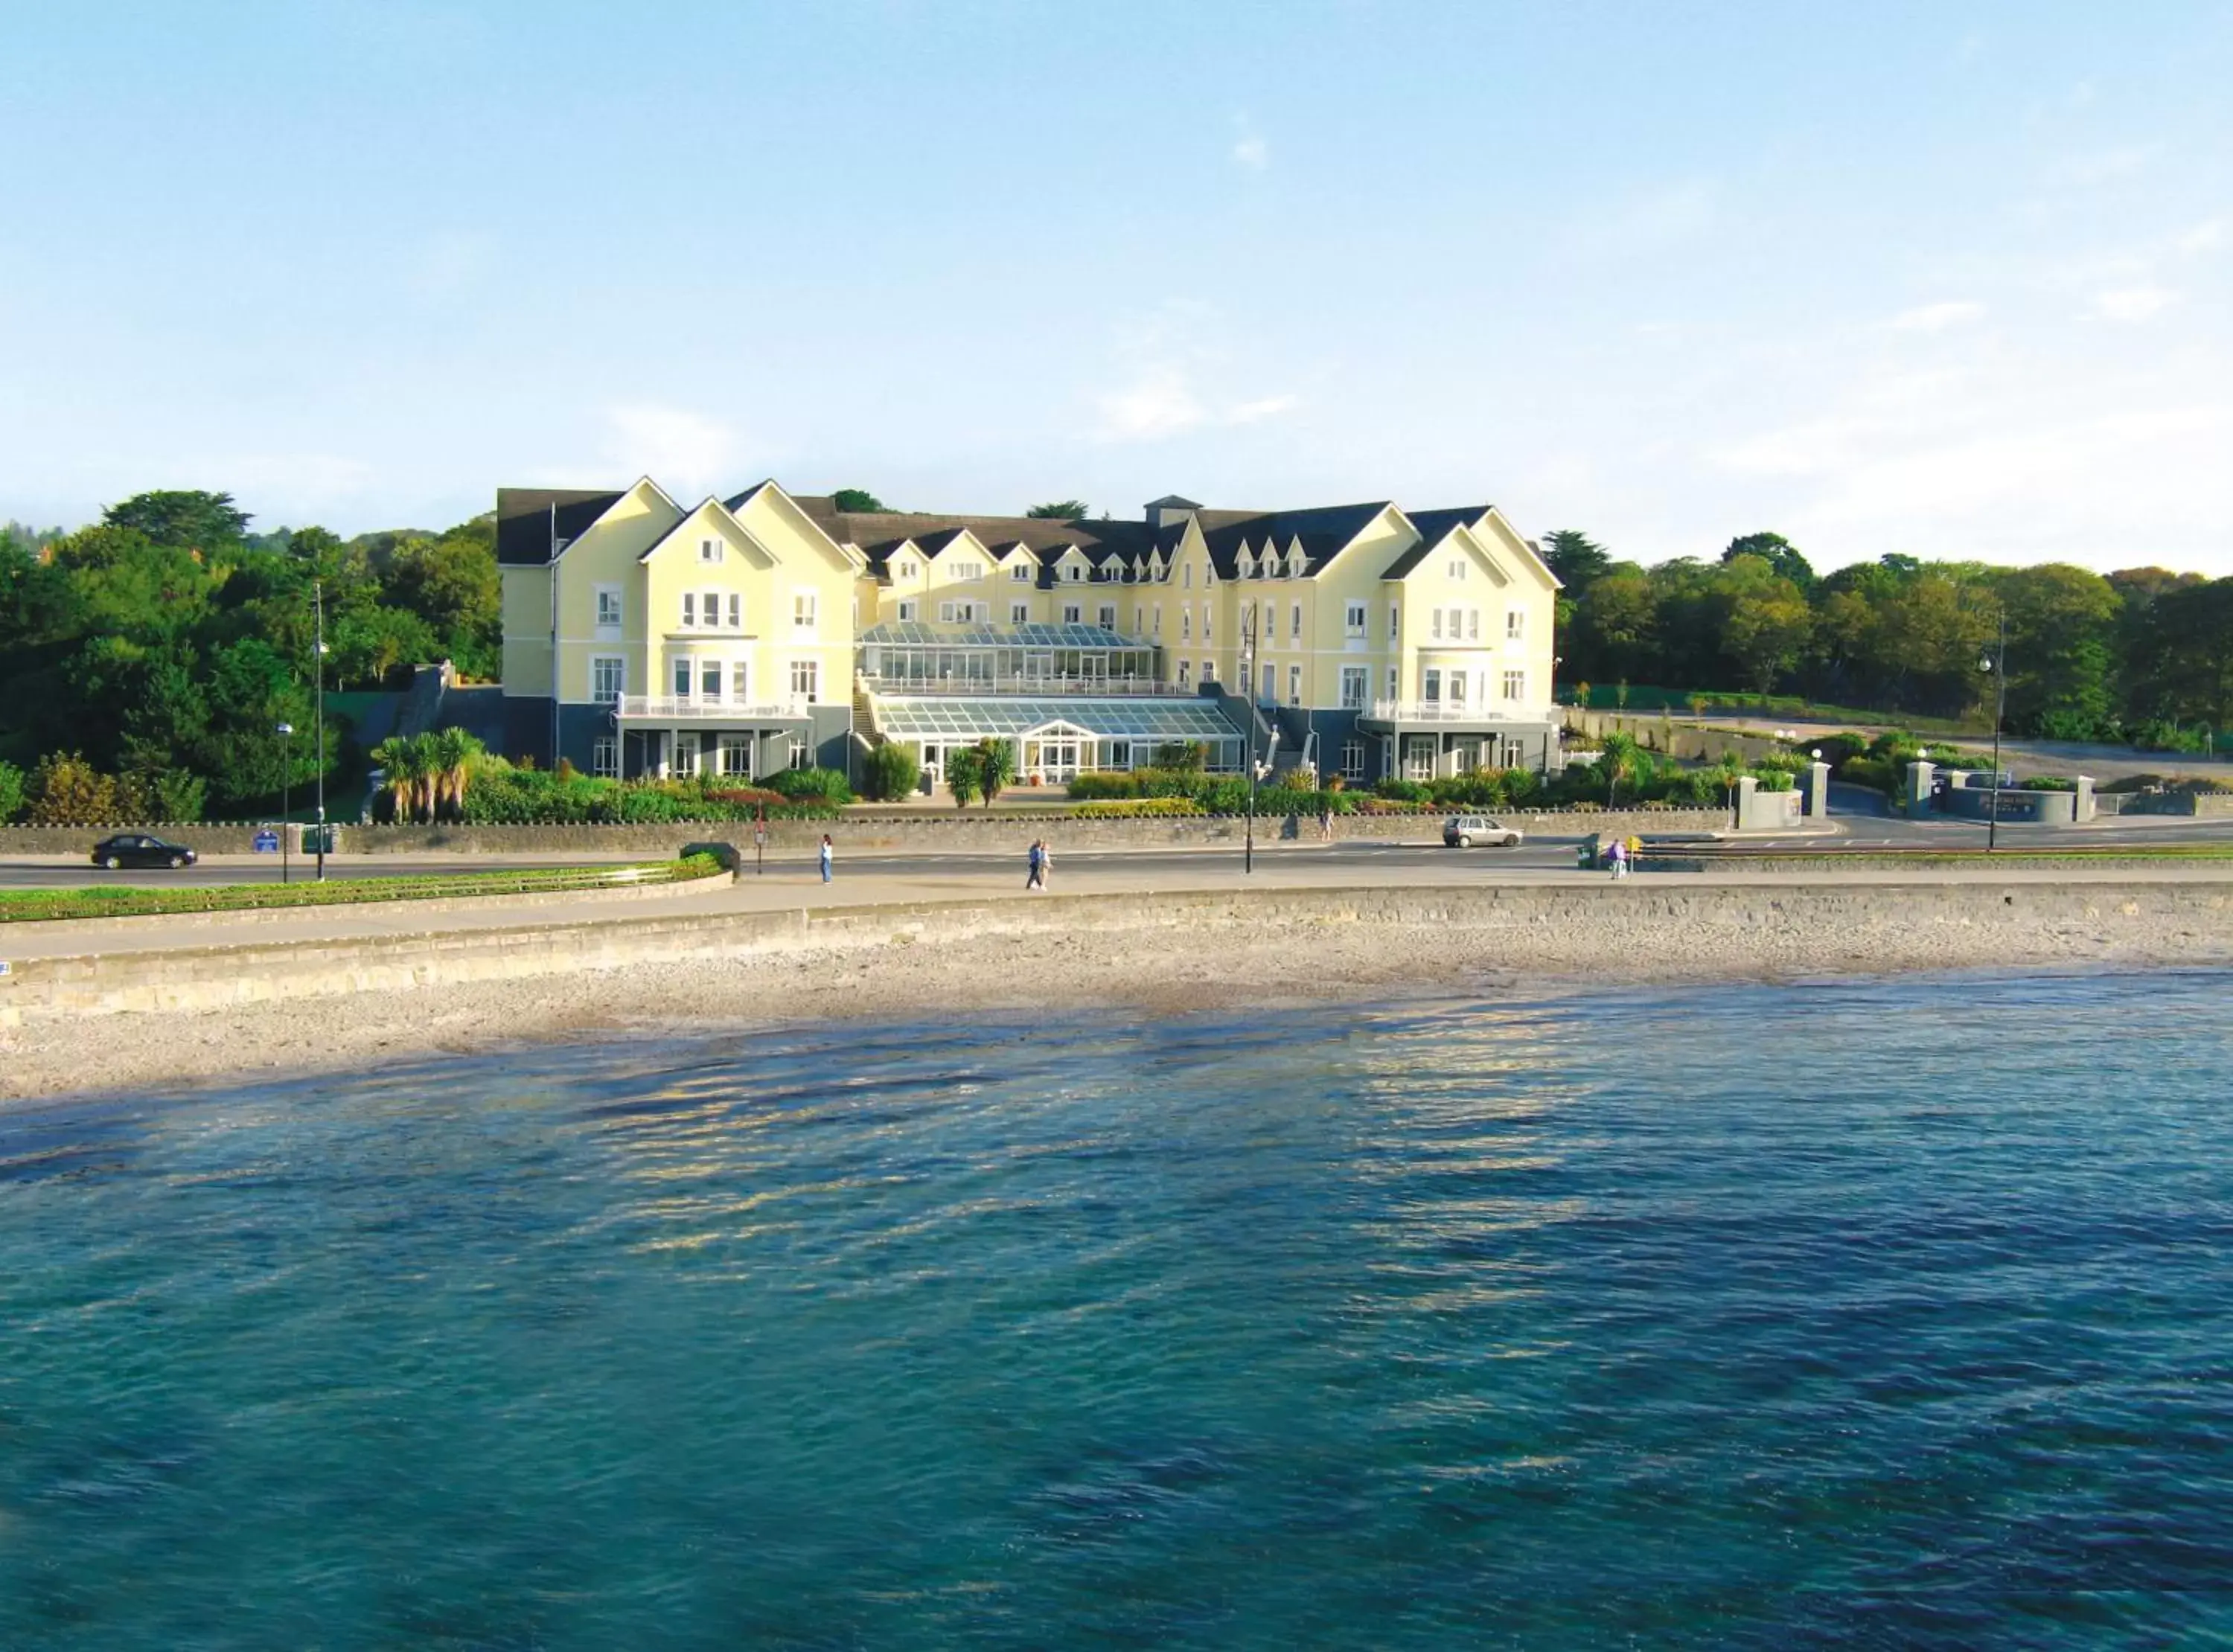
[495,487,626,567]
[1379,507,1495,579]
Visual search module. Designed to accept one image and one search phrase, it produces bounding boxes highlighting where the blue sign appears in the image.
[253,828,281,854]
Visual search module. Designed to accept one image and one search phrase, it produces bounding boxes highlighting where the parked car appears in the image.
[89,833,199,870]
[1442,815,1524,849]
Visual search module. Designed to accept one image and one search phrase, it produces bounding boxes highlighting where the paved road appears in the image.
[0,857,629,890]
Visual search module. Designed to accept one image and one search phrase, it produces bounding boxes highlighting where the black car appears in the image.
[90,833,199,870]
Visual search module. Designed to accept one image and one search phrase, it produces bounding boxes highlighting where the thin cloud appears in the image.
[605,403,750,494]
[1230,115,1268,172]
[2176,220,2225,254]
[1225,394,1299,425]
[1573,179,1716,257]
[2052,145,2158,187]
[1888,301,1985,333]
[2095,286,2176,322]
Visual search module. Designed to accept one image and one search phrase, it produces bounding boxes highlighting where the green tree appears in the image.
[1539,529,1612,589]
[831,488,889,513]
[0,759,23,822]
[102,490,251,551]
[1719,555,1814,694]
[1722,532,1815,589]
[1025,500,1089,519]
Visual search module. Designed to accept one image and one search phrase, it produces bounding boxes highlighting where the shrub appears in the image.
[1067,771,1141,801]
[858,742,921,802]
[1154,740,1209,772]
[1754,770,1793,793]
[1133,767,1205,800]
[26,752,120,825]
[0,761,24,824]
[1838,755,1899,795]
[1071,798,1204,817]
[763,766,854,804]
[1375,778,1432,803]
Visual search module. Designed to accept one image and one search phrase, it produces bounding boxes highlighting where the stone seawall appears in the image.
[0,809,1733,859]
[6,878,2227,1027]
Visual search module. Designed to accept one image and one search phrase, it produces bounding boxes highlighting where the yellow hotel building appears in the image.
[497,480,1563,787]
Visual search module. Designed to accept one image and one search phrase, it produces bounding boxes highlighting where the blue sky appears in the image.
[3,1,2228,573]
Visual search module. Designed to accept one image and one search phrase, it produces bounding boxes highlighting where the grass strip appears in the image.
[0,856,723,923]
[1646,845,2233,865]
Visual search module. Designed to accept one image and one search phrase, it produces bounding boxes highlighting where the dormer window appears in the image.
[898,560,919,580]
[1010,562,1031,582]
[1064,563,1082,582]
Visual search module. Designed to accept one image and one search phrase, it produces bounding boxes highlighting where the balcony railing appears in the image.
[614,695,814,721]
[1365,699,1526,723]
[859,673,1177,698]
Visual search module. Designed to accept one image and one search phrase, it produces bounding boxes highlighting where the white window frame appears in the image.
[1503,669,1526,702]
[1432,609,1443,640]
[700,537,723,563]
[672,656,692,698]
[718,734,752,777]
[1388,604,1400,639]
[1062,603,1082,624]
[1098,604,1116,629]
[1340,665,1367,709]
[592,734,619,778]
[1178,661,1191,688]
[1507,609,1524,641]
[1340,737,1366,780]
[1344,601,1366,637]
[1010,562,1032,583]
[791,659,821,702]
[1288,664,1302,706]
[1010,601,1029,624]
[898,599,918,621]
[939,600,958,622]
[594,585,622,632]
[1387,665,1399,699]
[681,592,696,628]
[1423,667,1442,703]
[1201,659,1216,684]
[728,593,742,630]
[703,589,721,628]
[590,655,624,706]
[793,591,818,630]
[1290,602,1303,640]
[700,659,723,702]
[1467,608,1480,641]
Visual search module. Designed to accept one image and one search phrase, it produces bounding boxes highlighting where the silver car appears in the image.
[1443,814,1523,848]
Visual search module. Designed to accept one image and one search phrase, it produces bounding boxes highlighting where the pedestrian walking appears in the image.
[1026,837,1049,891]
[819,833,833,884]
[1606,836,1627,880]
[1319,804,1335,842]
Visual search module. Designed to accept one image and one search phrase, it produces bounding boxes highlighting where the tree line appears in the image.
[0,489,500,819]
[1541,530,2232,747]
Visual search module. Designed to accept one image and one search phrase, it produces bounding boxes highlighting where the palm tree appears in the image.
[368,736,418,824]
[403,731,444,822]
[429,728,486,822]
[976,737,1016,807]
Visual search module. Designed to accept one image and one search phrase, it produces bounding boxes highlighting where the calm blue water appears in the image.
[4,970,2233,1648]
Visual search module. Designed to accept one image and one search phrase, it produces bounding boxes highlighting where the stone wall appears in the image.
[0,808,1736,859]
[7,877,2229,1025]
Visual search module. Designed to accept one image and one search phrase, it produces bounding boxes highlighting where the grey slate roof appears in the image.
[1379,507,1495,579]
[496,488,624,566]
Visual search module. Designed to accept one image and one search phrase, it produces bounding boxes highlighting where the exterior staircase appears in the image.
[852,685,884,746]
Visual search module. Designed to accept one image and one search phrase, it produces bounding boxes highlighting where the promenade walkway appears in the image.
[4,848,2231,964]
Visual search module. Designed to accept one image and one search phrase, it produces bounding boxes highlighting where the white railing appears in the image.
[859,674,1175,697]
[1366,699,1524,723]
[615,695,814,720]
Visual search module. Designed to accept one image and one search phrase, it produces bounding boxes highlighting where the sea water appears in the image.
[4,970,2232,1648]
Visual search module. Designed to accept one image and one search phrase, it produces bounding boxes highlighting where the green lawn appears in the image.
[0,857,723,923]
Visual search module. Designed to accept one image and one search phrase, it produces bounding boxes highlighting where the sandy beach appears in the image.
[7,880,2231,1104]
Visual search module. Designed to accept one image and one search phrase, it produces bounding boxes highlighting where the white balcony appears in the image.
[614,695,814,721]
[1364,699,1527,723]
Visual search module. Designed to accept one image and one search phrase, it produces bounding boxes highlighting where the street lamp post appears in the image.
[313,579,328,881]
[1241,605,1260,874]
[1980,611,2008,853]
[276,722,295,885]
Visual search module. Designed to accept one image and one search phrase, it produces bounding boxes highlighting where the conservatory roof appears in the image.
[872,697,1243,743]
